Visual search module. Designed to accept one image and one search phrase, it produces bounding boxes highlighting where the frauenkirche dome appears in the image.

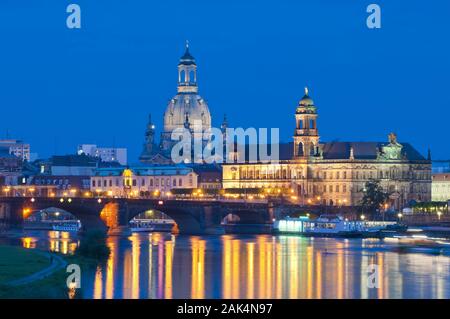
[160,42,212,152]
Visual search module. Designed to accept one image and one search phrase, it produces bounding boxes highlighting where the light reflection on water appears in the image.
[19,230,78,254]
[1,231,450,299]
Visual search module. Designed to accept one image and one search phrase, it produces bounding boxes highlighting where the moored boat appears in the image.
[273,215,405,238]
[51,220,82,232]
[129,218,175,233]
[303,215,364,237]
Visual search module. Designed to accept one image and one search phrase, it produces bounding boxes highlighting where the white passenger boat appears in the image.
[303,215,364,237]
[273,215,403,238]
[51,220,82,232]
[129,218,175,233]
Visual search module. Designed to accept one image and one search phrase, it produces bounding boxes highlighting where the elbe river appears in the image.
[1,230,450,299]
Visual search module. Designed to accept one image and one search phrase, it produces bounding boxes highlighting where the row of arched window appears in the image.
[314,169,430,181]
[239,168,298,180]
[179,70,196,84]
[297,119,316,130]
[313,184,348,194]
[92,177,189,189]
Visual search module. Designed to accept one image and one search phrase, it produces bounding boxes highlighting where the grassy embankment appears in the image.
[0,231,111,299]
[0,245,68,298]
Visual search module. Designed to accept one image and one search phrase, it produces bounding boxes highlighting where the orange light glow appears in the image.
[22,208,32,219]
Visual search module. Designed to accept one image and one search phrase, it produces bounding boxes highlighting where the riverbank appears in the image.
[0,245,69,298]
[0,245,51,283]
[0,241,112,299]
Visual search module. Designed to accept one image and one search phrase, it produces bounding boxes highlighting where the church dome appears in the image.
[296,87,316,114]
[163,94,211,132]
[161,42,212,153]
[299,87,314,107]
[179,46,196,66]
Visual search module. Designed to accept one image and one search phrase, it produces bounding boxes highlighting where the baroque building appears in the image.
[140,43,212,163]
[223,88,432,210]
[91,166,198,198]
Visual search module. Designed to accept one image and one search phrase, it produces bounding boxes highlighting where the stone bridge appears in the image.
[0,197,360,234]
[0,197,285,234]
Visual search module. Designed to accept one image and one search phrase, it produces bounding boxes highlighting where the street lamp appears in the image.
[437,211,442,220]
[360,214,366,221]
[397,213,403,221]
[3,187,11,197]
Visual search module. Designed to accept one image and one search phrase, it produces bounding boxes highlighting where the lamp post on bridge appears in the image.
[3,187,11,197]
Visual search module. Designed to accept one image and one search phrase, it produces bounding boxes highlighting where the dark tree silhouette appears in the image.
[360,179,389,219]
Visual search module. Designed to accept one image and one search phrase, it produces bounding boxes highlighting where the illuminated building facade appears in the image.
[223,88,432,209]
[90,166,198,197]
[192,165,222,189]
[432,173,450,201]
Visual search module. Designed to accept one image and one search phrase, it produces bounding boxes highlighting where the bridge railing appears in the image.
[0,193,271,204]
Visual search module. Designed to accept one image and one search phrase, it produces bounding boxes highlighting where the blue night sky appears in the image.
[0,0,449,162]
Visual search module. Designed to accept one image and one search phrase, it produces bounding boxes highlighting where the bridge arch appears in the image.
[222,213,241,224]
[221,209,271,225]
[23,207,79,224]
[125,204,206,234]
[35,205,108,232]
[1,197,109,232]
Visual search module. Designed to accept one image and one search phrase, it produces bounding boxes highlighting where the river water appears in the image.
[1,230,450,299]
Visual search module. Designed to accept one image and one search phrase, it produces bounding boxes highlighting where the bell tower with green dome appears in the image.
[293,87,320,159]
